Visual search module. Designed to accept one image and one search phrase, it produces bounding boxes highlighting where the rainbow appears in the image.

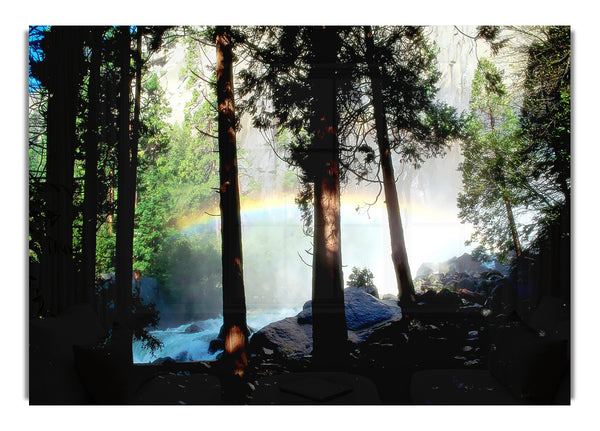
[174,191,462,232]
[169,191,473,298]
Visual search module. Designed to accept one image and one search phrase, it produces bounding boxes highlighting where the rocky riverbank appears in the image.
[224,253,525,403]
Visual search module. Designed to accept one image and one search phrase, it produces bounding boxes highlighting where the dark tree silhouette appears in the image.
[215,25,249,376]
[38,26,85,315]
[238,26,350,367]
[114,26,135,361]
[519,26,571,300]
[363,25,415,304]
[339,26,461,305]
[306,26,348,367]
[81,27,103,305]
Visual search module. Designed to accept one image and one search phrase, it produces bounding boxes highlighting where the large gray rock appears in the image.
[445,253,487,275]
[344,286,403,330]
[357,284,379,299]
[456,277,476,292]
[250,317,313,358]
[250,286,403,358]
[416,254,493,279]
[416,262,439,278]
[297,286,402,330]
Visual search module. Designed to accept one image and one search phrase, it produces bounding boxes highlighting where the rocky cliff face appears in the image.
[430,25,483,112]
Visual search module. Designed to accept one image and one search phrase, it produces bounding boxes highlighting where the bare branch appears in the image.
[194,125,218,140]
[297,251,313,268]
[189,67,215,86]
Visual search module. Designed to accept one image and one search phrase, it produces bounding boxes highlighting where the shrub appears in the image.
[347,266,375,288]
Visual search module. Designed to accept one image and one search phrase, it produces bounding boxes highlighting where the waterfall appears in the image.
[137,27,514,358]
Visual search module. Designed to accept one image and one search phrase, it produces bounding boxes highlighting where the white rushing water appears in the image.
[133,307,301,363]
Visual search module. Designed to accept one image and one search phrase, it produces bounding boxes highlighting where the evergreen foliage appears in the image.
[520,26,571,225]
[458,26,571,270]
[347,266,376,289]
[458,58,529,262]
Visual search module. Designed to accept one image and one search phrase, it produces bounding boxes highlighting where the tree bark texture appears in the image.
[81,27,102,306]
[216,26,248,338]
[364,26,415,304]
[114,26,134,362]
[504,199,522,257]
[308,26,348,368]
[43,26,84,315]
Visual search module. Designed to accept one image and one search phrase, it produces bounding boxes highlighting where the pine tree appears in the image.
[114,26,135,361]
[81,27,103,305]
[238,26,348,367]
[216,25,249,376]
[32,26,86,315]
[306,26,348,368]
[362,26,415,303]
[301,26,460,304]
[521,26,570,222]
[519,26,571,299]
[458,58,528,261]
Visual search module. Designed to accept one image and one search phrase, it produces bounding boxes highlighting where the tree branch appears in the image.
[194,125,218,140]
[189,67,215,86]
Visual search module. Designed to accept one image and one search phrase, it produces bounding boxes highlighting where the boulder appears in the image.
[250,317,313,359]
[250,286,404,358]
[343,286,403,330]
[360,284,379,298]
[296,286,403,330]
[416,254,505,282]
[445,253,487,275]
[456,277,476,292]
[474,279,493,295]
[152,356,176,364]
[416,288,462,305]
[174,350,191,362]
[184,323,202,334]
[416,262,440,278]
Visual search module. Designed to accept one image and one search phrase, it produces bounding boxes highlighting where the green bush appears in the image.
[347,266,375,289]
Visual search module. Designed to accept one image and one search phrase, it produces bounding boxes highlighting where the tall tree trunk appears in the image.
[216,26,248,376]
[132,30,142,185]
[364,26,415,304]
[114,26,134,363]
[309,26,347,368]
[131,29,143,228]
[43,26,84,315]
[81,27,102,305]
[504,199,522,257]
[107,171,115,234]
